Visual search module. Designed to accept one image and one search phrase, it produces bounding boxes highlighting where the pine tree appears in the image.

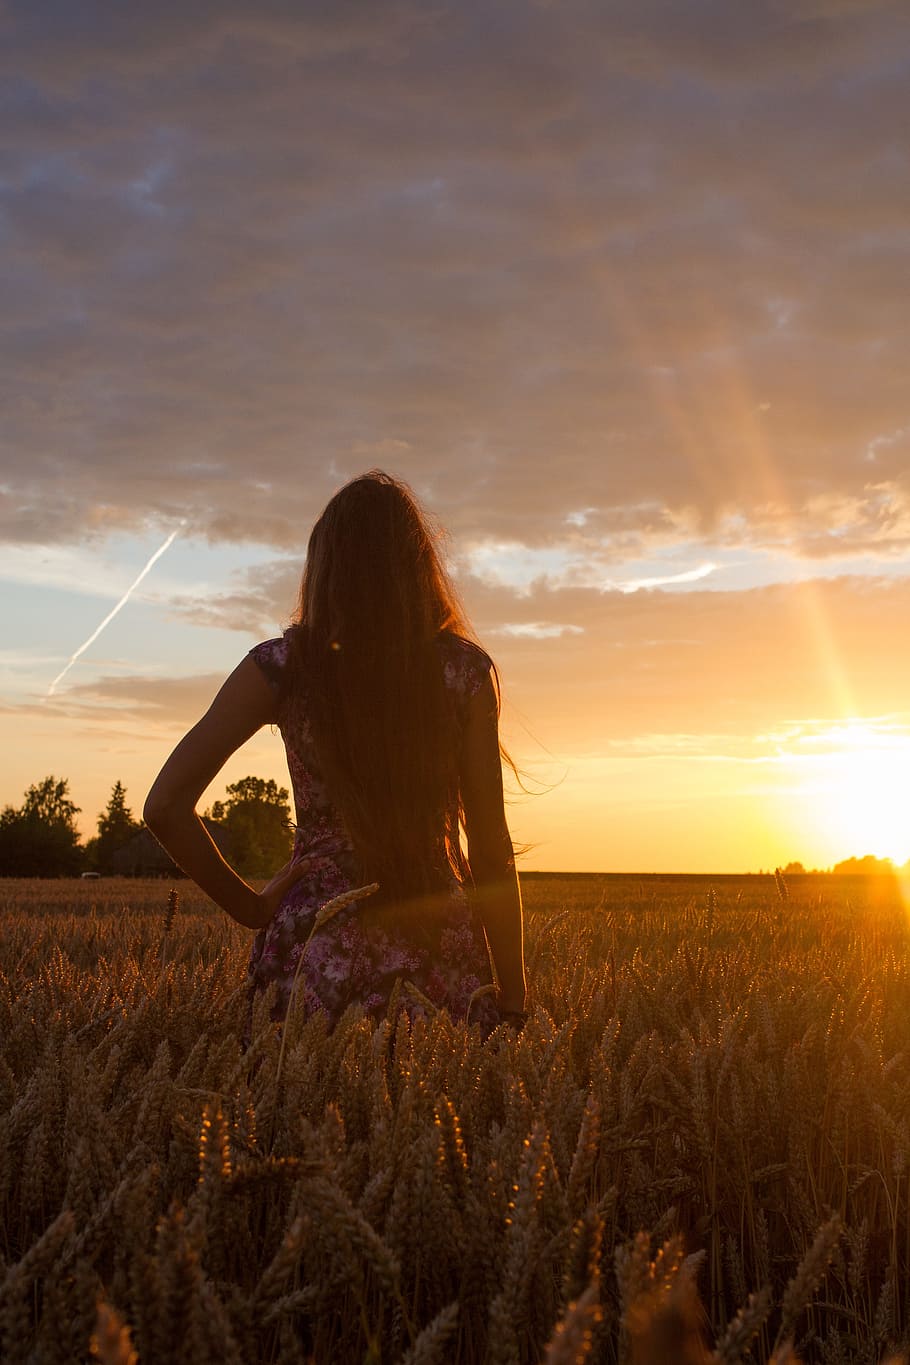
[95,780,140,872]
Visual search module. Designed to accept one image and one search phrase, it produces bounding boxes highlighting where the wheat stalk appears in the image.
[270,882,379,1143]
[160,887,179,973]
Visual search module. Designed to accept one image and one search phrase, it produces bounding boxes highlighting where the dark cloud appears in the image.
[2,1,909,555]
[10,672,228,728]
[167,557,302,634]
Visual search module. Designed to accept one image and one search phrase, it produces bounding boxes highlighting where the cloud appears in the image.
[461,538,719,594]
[166,556,302,634]
[492,622,585,639]
[469,573,910,761]
[8,571,908,758]
[0,1,908,563]
[613,564,718,594]
[11,672,228,729]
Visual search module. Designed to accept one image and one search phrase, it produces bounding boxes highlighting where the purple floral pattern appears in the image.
[244,633,501,1038]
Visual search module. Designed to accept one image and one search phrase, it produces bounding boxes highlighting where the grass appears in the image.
[1,872,909,1362]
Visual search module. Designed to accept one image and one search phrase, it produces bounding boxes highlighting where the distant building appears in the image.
[108,820,231,877]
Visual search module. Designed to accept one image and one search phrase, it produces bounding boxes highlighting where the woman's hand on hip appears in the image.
[253,858,312,928]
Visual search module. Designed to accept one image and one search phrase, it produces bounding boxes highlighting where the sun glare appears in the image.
[813,723,910,866]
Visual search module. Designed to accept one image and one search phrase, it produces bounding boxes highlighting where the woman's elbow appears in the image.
[143,786,191,833]
[142,792,167,834]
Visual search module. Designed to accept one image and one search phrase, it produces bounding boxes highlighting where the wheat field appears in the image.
[1,873,909,1364]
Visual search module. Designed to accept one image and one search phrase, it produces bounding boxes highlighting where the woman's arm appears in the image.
[143,656,299,930]
[460,673,527,1013]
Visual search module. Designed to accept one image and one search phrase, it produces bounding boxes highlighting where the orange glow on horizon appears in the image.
[777,722,910,868]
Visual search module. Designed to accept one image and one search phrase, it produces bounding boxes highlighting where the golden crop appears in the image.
[1,874,908,1363]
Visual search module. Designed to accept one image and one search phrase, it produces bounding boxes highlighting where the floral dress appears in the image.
[244,631,501,1038]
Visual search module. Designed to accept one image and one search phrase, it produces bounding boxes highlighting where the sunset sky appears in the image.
[2,2,910,871]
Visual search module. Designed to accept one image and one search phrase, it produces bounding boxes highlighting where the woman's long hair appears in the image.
[286,470,497,903]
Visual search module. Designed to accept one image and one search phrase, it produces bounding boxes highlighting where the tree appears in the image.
[833,854,895,876]
[206,776,293,879]
[22,775,80,825]
[0,776,83,877]
[91,780,141,872]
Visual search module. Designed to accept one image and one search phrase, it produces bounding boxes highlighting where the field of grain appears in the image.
[2,872,909,1363]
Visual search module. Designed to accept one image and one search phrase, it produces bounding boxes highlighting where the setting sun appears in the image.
[801,724,910,867]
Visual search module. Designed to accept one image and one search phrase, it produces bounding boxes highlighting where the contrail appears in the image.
[47,525,183,696]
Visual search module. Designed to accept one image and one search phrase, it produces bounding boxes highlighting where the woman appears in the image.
[144,471,526,1037]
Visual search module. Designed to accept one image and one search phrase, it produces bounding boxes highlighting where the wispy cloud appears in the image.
[608,563,718,594]
[463,538,719,595]
[492,622,585,639]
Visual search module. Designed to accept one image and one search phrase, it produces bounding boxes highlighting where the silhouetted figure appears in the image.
[145,471,526,1039]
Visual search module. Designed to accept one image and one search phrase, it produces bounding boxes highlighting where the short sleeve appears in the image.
[464,643,493,699]
[440,635,493,701]
[248,636,290,696]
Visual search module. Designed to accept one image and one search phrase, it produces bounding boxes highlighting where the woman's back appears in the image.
[244,628,502,1036]
[249,628,493,873]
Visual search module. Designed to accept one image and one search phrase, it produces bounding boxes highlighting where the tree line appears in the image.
[777,855,909,876]
[2,778,905,880]
[0,775,294,878]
